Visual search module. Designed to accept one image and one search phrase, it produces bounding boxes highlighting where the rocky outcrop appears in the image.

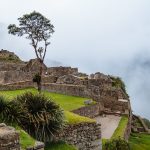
[0,123,20,150]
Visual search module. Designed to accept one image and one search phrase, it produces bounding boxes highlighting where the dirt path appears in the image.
[95,115,121,139]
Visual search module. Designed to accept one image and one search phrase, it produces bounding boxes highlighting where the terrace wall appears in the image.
[72,103,104,118]
[0,81,35,91]
[55,122,102,150]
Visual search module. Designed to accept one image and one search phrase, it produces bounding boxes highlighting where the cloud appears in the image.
[0,0,150,119]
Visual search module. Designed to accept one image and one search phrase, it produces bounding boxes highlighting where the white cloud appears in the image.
[0,0,150,119]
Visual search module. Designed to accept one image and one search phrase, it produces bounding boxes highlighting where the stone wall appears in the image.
[0,62,25,71]
[72,103,104,118]
[47,66,78,77]
[0,123,20,150]
[0,81,35,91]
[42,83,89,97]
[55,122,102,150]
[0,71,32,84]
[42,83,129,114]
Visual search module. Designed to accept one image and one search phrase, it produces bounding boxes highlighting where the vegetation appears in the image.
[14,92,65,142]
[0,89,95,149]
[103,137,130,150]
[0,88,88,111]
[129,133,150,150]
[16,127,35,150]
[110,76,128,97]
[8,11,54,92]
[65,111,95,124]
[45,141,77,150]
[143,118,150,129]
[111,116,128,139]
[0,96,23,125]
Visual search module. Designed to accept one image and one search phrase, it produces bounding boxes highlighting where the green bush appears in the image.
[14,92,65,142]
[103,138,130,150]
[0,96,23,125]
[33,73,41,84]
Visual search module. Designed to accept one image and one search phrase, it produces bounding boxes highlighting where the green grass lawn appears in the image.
[0,88,88,111]
[129,133,150,150]
[111,116,128,139]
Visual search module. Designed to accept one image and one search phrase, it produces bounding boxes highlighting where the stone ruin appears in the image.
[0,50,132,150]
[0,49,131,115]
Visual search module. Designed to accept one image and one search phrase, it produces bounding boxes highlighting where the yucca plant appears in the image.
[0,96,24,125]
[14,92,65,142]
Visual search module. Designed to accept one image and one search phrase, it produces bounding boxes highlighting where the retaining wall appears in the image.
[55,122,102,150]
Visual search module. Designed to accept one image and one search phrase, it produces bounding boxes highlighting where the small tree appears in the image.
[8,11,54,92]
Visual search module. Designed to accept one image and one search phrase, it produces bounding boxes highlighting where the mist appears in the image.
[0,0,150,119]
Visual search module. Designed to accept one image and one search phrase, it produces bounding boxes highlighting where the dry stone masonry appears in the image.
[55,122,101,150]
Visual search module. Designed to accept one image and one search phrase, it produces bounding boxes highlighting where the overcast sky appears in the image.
[0,0,150,119]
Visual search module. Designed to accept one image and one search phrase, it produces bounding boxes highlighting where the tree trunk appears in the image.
[37,59,43,93]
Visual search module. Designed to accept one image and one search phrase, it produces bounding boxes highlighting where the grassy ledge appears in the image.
[111,116,128,139]
[129,133,150,150]
[65,111,95,125]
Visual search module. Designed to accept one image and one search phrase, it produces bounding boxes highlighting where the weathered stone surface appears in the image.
[55,122,102,150]
[72,103,104,118]
[0,123,20,150]
[47,66,78,77]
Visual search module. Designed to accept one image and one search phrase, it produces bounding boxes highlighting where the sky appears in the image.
[0,0,150,119]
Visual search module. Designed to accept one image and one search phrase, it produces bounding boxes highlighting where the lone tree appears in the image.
[8,11,54,92]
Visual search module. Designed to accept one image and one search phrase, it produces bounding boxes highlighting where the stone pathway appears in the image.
[95,115,121,139]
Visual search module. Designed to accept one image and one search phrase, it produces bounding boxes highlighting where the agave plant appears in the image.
[0,96,24,125]
[14,92,65,142]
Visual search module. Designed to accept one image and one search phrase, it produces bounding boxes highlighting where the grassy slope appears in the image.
[129,133,150,150]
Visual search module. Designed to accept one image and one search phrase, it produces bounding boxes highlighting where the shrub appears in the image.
[14,92,65,142]
[103,138,130,150]
[0,96,23,125]
[33,73,41,84]
[110,76,129,98]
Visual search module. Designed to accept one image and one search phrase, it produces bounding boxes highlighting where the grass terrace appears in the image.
[129,133,150,150]
[111,116,128,139]
[0,88,88,111]
[0,88,95,149]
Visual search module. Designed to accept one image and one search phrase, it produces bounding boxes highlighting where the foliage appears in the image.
[110,76,128,97]
[33,73,41,84]
[103,137,130,150]
[14,92,65,142]
[45,141,77,150]
[143,118,150,129]
[111,116,128,139]
[0,96,24,125]
[8,11,55,92]
[129,133,150,150]
[8,11,54,61]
